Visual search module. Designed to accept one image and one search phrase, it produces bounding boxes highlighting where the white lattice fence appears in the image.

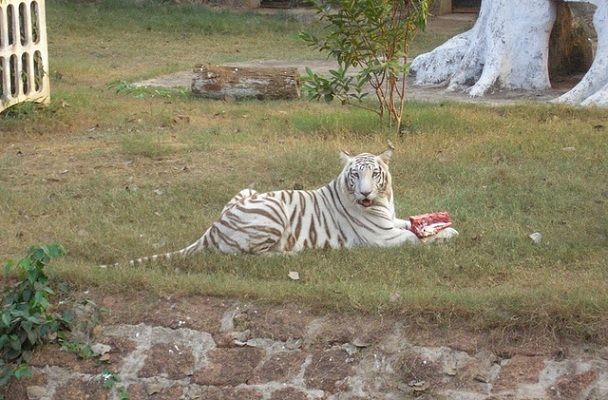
[0,0,49,113]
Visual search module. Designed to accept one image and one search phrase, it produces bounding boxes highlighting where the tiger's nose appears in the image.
[360,190,371,197]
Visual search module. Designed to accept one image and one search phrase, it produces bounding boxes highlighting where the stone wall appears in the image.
[6,293,608,400]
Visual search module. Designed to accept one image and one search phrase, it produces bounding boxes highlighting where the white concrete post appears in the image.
[0,0,50,113]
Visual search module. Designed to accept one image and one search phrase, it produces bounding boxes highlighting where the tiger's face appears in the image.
[340,147,393,208]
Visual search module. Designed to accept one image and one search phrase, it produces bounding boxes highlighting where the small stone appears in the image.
[288,271,300,280]
[285,338,302,350]
[341,343,359,356]
[389,292,401,303]
[352,338,371,348]
[474,363,501,383]
[26,386,47,399]
[409,380,430,392]
[245,338,274,349]
[230,329,251,342]
[146,383,165,395]
[91,343,112,356]
[529,232,542,244]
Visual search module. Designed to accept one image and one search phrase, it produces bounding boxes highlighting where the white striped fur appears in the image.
[99,145,458,267]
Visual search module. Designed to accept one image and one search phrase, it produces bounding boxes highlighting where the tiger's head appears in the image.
[340,144,394,208]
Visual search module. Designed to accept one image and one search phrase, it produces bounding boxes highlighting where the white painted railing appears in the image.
[0,0,50,113]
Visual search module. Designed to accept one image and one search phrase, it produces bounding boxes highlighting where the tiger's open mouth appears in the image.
[358,198,373,207]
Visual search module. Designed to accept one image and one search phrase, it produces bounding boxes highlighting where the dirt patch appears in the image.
[136,60,571,106]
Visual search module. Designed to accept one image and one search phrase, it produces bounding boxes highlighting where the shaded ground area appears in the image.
[7,291,608,400]
[134,14,575,106]
[136,66,572,106]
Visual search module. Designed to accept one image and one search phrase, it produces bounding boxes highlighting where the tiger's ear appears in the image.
[377,141,394,164]
[339,150,352,165]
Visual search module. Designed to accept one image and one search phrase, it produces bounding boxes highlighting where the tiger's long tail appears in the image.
[98,235,206,269]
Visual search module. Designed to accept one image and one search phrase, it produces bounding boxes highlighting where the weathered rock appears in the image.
[90,343,112,357]
[235,304,313,342]
[128,383,183,400]
[494,355,547,390]
[188,386,263,400]
[138,343,195,379]
[251,351,307,383]
[269,387,309,400]
[25,385,47,400]
[550,369,599,399]
[192,347,264,386]
[29,344,100,374]
[304,348,357,393]
[52,378,108,400]
[7,294,608,400]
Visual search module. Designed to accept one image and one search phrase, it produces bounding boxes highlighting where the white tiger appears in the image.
[100,144,458,267]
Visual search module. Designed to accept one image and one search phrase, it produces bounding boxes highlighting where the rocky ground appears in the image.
[6,291,608,400]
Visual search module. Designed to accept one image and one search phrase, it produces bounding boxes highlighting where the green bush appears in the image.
[300,0,431,132]
[0,244,70,387]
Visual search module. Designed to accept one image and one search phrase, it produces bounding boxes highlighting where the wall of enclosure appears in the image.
[0,0,49,113]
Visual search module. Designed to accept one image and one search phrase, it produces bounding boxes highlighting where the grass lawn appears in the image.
[1,0,607,342]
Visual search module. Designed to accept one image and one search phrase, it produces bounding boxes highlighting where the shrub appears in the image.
[300,0,431,133]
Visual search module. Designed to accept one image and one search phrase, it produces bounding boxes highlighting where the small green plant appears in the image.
[101,368,129,399]
[121,133,172,158]
[0,244,69,388]
[300,0,431,132]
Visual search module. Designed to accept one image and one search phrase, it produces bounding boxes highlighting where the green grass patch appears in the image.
[120,133,174,158]
[1,0,607,342]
